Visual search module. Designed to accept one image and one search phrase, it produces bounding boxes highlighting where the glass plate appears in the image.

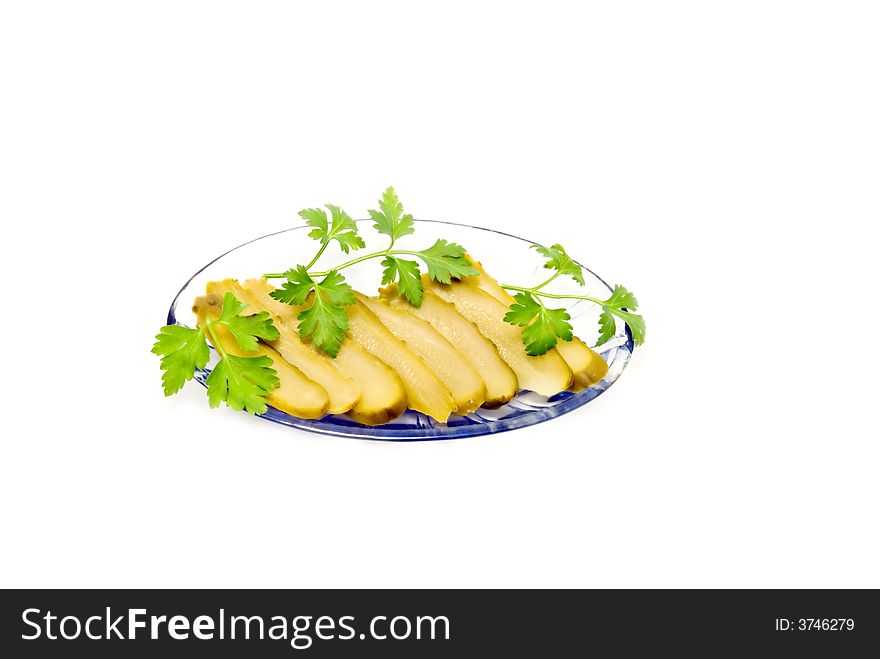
[167,220,635,440]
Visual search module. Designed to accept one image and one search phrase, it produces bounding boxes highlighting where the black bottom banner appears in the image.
[1,589,877,657]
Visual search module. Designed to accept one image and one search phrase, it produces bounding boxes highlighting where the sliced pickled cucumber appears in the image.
[238,279,408,426]
[553,339,608,390]
[379,284,518,408]
[346,298,456,422]
[356,292,486,415]
[192,294,329,419]
[424,279,573,396]
[464,256,608,390]
[205,280,361,415]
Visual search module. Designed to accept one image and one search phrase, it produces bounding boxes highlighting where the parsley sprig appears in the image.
[268,266,356,357]
[265,189,643,358]
[501,244,645,354]
[265,187,477,354]
[152,292,280,414]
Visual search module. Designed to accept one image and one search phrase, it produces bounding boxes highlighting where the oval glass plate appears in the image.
[168,220,634,440]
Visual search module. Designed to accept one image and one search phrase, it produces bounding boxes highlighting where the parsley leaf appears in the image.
[326,204,366,253]
[606,308,645,345]
[301,207,330,243]
[299,204,366,253]
[215,291,279,351]
[154,292,282,412]
[152,325,210,396]
[205,353,279,415]
[381,256,423,306]
[269,266,316,306]
[596,309,616,347]
[604,284,638,311]
[533,243,585,285]
[503,292,543,326]
[297,293,350,358]
[272,268,355,357]
[369,186,415,244]
[596,284,645,346]
[521,310,572,356]
[503,292,573,356]
[312,270,355,306]
[416,239,479,284]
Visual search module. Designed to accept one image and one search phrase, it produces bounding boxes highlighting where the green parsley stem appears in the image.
[501,284,605,307]
[263,248,426,279]
[310,249,428,276]
[303,241,330,271]
[381,249,423,258]
[313,249,391,275]
[531,271,561,292]
[203,320,228,360]
[262,249,384,279]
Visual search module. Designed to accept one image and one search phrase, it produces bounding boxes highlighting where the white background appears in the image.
[1,1,878,588]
